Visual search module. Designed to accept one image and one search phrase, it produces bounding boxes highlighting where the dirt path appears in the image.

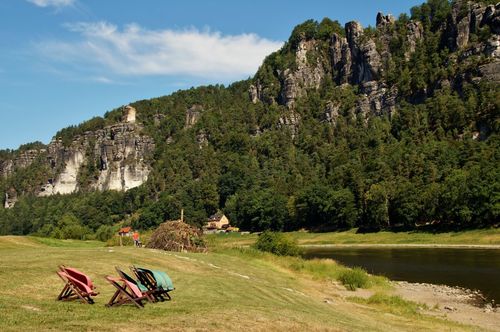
[395,281,499,331]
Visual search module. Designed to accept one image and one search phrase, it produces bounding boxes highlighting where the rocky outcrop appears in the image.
[484,34,500,57]
[39,146,85,196]
[123,105,136,124]
[324,101,340,125]
[274,19,389,116]
[251,2,499,128]
[273,18,393,120]
[278,109,301,138]
[94,123,154,191]
[355,81,398,119]
[279,40,326,108]
[185,104,203,128]
[39,121,155,196]
[0,160,13,179]
[448,1,500,51]
[405,21,424,58]
[330,33,352,85]
[376,13,395,28]
[346,21,383,84]
[3,188,17,209]
[249,84,262,104]
[0,149,43,179]
[479,58,500,82]
[196,130,209,147]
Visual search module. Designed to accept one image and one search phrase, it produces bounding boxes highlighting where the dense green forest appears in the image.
[0,0,498,239]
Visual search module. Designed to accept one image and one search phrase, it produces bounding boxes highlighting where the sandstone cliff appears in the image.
[1,106,155,207]
[251,1,500,131]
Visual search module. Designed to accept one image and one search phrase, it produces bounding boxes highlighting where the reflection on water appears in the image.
[304,247,500,302]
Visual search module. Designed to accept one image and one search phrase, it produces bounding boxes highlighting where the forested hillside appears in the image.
[0,0,498,239]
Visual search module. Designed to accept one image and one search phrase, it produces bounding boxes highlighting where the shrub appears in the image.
[289,19,318,48]
[253,231,302,256]
[338,267,370,290]
[95,225,117,241]
[51,214,91,240]
[34,224,55,237]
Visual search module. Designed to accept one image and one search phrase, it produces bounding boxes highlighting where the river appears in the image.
[304,247,500,302]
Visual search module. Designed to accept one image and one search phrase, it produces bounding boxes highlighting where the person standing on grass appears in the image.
[133,231,141,247]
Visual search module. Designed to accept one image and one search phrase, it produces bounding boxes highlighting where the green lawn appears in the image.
[0,236,476,331]
[207,228,500,249]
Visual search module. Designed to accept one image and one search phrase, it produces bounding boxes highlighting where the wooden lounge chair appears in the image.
[131,266,174,302]
[56,267,98,304]
[104,276,151,308]
[59,265,96,290]
[114,267,155,300]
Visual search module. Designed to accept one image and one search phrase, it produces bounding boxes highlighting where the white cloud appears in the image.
[36,21,283,80]
[27,0,75,8]
[93,76,114,84]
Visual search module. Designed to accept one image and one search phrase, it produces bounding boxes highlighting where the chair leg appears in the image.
[106,282,145,309]
[106,289,121,307]
[67,282,91,304]
[57,284,70,300]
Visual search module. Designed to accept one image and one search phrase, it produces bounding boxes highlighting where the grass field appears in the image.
[207,228,500,249]
[0,236,478,331]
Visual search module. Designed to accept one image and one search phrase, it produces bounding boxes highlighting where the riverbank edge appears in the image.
[393,281,499,330]
[302,243,500,249]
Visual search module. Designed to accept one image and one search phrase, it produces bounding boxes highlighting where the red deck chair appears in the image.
[105,276,151,308]
[59,265,96,290]
[56,268,98,304]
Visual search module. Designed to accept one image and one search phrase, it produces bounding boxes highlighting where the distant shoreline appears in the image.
[302,243,500,249]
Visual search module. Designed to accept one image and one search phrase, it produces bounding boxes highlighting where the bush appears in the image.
[95,225,117,242]
[289,19,318,48]
[253,231,302,256]
[338,267,370,290]
[51,214,91,240]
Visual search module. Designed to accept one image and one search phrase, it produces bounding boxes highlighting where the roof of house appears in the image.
[208,213,225,221]
[119,226,132,233]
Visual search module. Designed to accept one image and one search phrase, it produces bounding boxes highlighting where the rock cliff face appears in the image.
[39,121,155,196]
[251,13,417,121]
[92,123,154,192]
[252,1,500,125]
[2,106,155,207]
[185,104,203,128]
[4,188,17,209]
[279,40,326,108]
[448,2,500,51]
[0,149,43,179]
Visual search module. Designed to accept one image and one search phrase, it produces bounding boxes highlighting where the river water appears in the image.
[304,247,500,302]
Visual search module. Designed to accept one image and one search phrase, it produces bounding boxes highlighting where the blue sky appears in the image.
[0,0,423,150]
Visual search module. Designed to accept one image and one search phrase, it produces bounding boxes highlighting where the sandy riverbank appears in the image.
[395,281,499,331]
[334,280,499,331]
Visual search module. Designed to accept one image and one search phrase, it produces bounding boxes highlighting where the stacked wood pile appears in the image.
[147,220,207,253]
